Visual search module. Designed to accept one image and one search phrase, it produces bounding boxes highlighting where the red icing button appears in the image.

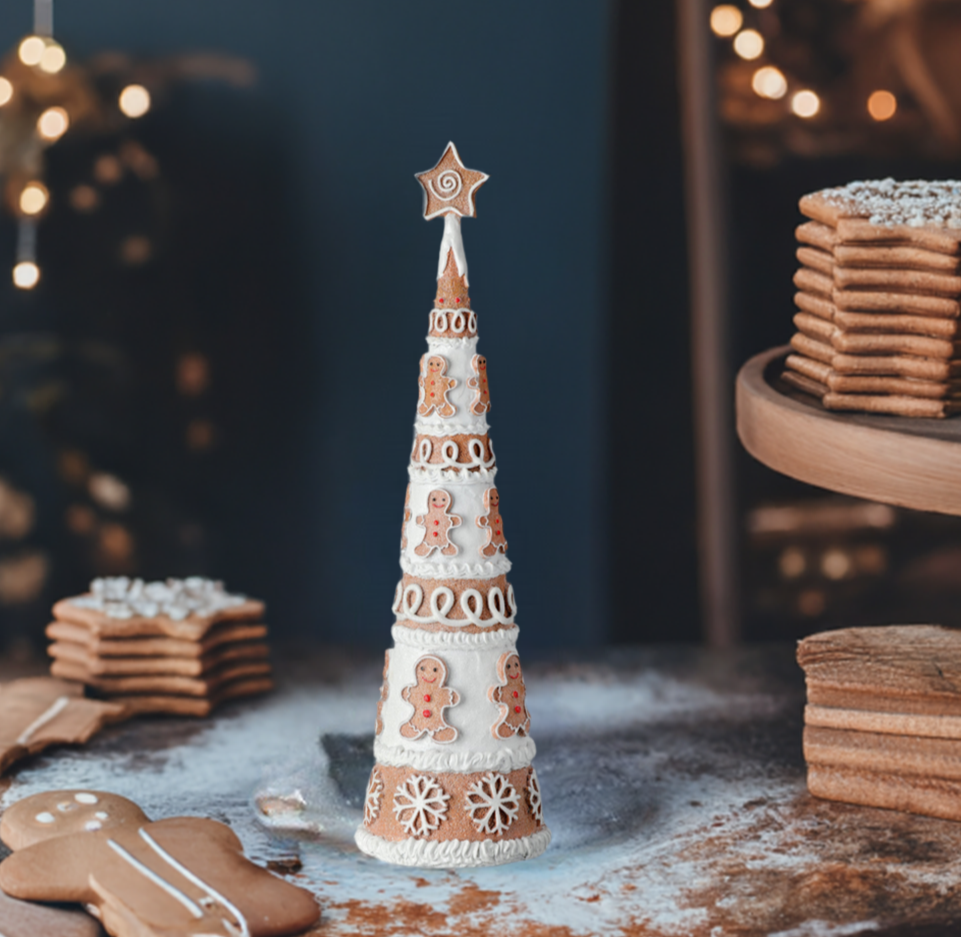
[438,298,445,303]
[434,520,439,525]
[456,298,462,303]
[424,694,431,702]
[433,532,438,537]
[513,691,519,698]
[514,706,522,713]
[423,710,432,718]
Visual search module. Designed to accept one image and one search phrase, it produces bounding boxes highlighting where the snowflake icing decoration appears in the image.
[464,771,520,836]
[364,769,384,826]
[393,774,450,837]
[527,767,543,826]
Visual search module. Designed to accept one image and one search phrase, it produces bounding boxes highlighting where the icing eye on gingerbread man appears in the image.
[414,489,461,557]
[467,354,491,415]
[476,487,507,557]
[400,655,460,743]
[488,652,531,739]
[417,354,456,418]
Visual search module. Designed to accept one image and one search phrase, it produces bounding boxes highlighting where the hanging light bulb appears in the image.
[18,36,45,66]
[748,0,773,7]
[791,90,821,118]
[119,85,151,118]
[710,5,743,37]
[19,182,49,216]
[13,262,40,289]
[733,29,764,60]
[0,78,13,107]
[38,40,66,74]
[752,66,787,100]
[37,106,68,141]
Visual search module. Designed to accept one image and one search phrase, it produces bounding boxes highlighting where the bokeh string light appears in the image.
[868,90,897,122]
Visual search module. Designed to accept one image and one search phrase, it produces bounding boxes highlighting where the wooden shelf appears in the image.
[736,346,961,516]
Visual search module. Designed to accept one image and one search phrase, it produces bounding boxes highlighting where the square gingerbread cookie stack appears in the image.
[783,179,961,418]
[799,625,961,821]
[46,577,273,716]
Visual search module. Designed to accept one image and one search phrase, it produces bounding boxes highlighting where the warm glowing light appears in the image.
[867,89,897,121]
[752,66,787,100]
[821,549,852,581]
[38,41,66,74]
[733,29,764,60]
[749,0,773,6]
[18,36,45,66]
[791,89,820,118]
[37,106,68,141]
[119,84,151,119]
[0,78,13,107]
[710,5,743,37]
[19,182,49,216]
[70,184,99,212]
[779,547,806,579]
[13,262,40,289]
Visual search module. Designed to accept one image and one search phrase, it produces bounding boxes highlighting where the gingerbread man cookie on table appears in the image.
[476,487,507,557]
[0,789,320,937]
[400,656,459,743]
[417,355,456,418]
[414,489,461,557]
[489,653,531,738]
[467,354,491,415]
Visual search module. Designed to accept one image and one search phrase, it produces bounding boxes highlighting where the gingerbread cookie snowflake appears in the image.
[400,655,459,743]
[417,354,456,418]
[476,487,507,557]
[488,652,530,739]
[375,650,390,736]
[414,489,461,557]
[467,354,491,415]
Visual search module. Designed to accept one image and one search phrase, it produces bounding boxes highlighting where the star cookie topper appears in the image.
[416,142,489,220]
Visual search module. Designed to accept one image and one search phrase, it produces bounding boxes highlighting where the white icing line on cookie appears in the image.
[390,623,520,650]
[85,820,102,831]
[107,838,204,919]
[75,792,99,804]
[355,825,551,868]
[16,695,70,745]
[35,811,55,823]
[392,582,515,628]
[139,829,250,937]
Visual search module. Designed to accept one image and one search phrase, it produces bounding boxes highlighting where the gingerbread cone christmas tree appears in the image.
[355,143,550,868]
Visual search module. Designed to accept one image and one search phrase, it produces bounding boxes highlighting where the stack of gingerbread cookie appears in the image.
[782,179,961,418]
[46,577,273,716]
[799,625,961,821]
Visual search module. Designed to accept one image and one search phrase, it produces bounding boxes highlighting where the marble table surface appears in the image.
[3,644,961,937]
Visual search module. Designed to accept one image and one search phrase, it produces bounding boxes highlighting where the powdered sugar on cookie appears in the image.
[822,179,961,229]
[67,577,246,621]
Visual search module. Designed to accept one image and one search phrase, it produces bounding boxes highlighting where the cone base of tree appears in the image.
[355,826,551,868]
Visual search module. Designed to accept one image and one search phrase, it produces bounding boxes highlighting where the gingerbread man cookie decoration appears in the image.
[467,354,491,415]
[417,355,456,418]
[400,485,411,551]
[400,656,459,743]
[476,487,507,557]
[414,489,461,557]
[0,789,320,937]
[488,653,530,739]
[375,651,390,736]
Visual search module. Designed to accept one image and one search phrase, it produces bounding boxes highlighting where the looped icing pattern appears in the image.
[392,581,516,628]
[430,308,477,336]
[355,827,551,868]
[431,168,463,202]
[411,437,496,472]
[391,622,519,650]
[407,464,496,486]
[400,554,511,580]
[373,737,535,774]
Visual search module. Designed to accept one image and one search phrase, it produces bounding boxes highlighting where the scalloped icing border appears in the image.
[407,466,497,486]
[400,554,512,580]
[414,420,491,436]
[354,826,551,868]
[391,623,519,649]
[372,737,536,773]
[426,334,480,351]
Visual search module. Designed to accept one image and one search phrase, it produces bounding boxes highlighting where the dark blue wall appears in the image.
[0,1,613,648]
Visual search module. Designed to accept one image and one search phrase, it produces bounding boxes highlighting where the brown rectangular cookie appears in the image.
[834,244,961,273]
[785,353,832,384]
[825,372,961,399]
[52,597,265,641]
[804,724,961,780]
[807,762,961,821]
[50,658,272,697]
[781,369,827,400]
[834,288,961,318]
[831,353,961,381]
[46,620,269,657]
[112,676,275,716]
[830,331,960,359]
[795,291,836,321]
[794,267,833,297]
[796,246,834,277]
[833,310,961,339]
[790,332,835,365]
[805,703,961,740]
[793,312,835,343]
[823,392,961,418]
[834,266,961,296]
[796,220,837,252]
[47,640,270,676]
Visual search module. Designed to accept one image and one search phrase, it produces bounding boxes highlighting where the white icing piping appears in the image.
[354,826,551,869]
[373,737,535,774]
[411,437,496,472]
[427,334,480,350]
[392,582,515,628]
[399,554,511,580]
[106,838,204,919]
[407,464,496,486]
[390,623,519,649]
[429,309,477,337]
[414,419,489,436]
[139,829,249,937]
[437,213,468,283]
[16,695,69,745]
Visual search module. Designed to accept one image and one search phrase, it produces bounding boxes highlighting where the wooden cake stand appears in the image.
[736,346,961,516]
